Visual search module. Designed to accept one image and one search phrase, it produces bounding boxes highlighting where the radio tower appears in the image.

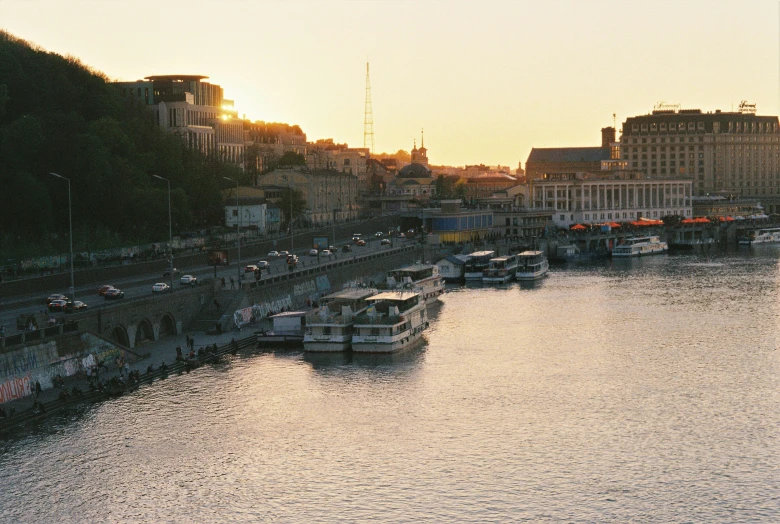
[363,61,374,153]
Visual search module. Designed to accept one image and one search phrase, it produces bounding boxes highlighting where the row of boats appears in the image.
[461,250,550,283]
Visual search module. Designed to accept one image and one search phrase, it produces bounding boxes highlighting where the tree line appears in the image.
[0,31,248,261]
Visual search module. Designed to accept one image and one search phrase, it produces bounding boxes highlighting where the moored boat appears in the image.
[612,236,668,257]
[387,264,444,304]
[256,311,307,348]
[516,250,549,280]
[351,290,428,353]
[303,287,378,352]
[738,227,780,245]
[482,255,518,283]
[463,251,495,281]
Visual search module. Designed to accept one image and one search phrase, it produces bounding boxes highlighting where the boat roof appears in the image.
[325,288,378,300]
[270,310,307,318]
[368,290,420,301]
[490,255,514,262]
[469,250,495,257]
[518,250,543,256]
[390,263,433,273]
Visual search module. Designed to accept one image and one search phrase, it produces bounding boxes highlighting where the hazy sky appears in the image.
[2,0,779,168]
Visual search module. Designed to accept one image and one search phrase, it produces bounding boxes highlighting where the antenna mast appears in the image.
[364,62,374,153]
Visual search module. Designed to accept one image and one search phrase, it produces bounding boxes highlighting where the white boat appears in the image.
[739,227,780,245]
[482,255,518,283]
[303,288,378,352]
[351,290,428,353]
[387,264,444,304]
[612,236,668,257]
[516,251,549,280]
[463,251,495,281]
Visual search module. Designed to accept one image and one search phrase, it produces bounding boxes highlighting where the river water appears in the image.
[1,248,779,522]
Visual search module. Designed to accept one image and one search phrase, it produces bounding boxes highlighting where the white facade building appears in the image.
[530,171,693,227]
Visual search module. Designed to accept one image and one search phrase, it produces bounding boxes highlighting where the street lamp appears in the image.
[49,173,76,302]
[152,175,174,291]
[49,173,75,302]
[223,177,241,286]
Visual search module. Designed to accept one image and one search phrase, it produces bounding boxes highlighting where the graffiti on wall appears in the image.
[0,375,31,403]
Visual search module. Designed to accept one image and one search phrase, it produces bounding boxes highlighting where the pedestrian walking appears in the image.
[214,298,221,311]
[221,277,226,289]
[230,277,235,289]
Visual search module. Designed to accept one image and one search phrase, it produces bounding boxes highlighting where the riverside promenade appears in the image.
[0,319,275,433]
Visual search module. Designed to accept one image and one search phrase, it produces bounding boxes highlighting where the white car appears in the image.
[245,264,259,273]
[152,282,170,293]
[321,249,332,256]
[267,251,280,257]
[279,251,290,257]
[180,274,198,286]
[257,261,270,269]
[309,249,319,256]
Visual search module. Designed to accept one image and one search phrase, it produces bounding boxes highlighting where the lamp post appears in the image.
[152,175,174,291]
[49,173,75,302]
[223,177,241,286]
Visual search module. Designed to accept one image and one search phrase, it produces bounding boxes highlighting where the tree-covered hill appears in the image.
[0,31,247,260]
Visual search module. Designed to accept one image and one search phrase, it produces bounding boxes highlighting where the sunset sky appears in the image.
[2,0,779,168]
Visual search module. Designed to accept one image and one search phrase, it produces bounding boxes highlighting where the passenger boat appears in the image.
[738,227,780,245]
[387,264,444,304]
[463,251,495,281]
[482,255,518,283]
[351,290,428,353]
[303,288,378,352]
[611,236,668,257]
[515,251,549,280]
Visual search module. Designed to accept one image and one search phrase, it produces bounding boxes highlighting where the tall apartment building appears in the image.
[620,105,780,212]
[114,75,244,168]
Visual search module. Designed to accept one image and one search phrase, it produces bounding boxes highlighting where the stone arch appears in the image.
[112,325,130,347]
[158,313,176,338]
[135,319,155,345]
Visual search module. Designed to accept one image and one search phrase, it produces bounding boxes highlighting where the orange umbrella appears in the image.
[570,224,586,230]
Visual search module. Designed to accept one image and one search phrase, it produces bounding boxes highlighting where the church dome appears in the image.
[397,163,432,178]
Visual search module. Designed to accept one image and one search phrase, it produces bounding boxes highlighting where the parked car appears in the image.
[342,244,352,253]
[356,239,366,246]
[152,282,170,293]
[46,293,68,305]
[97,285,115,296]
[321,249,333,256]
[163,267,180,277]
[257,260,270,269]
[180,275,198,286]
[104,288,125,300]
[245,264,259,273]
[64,300,88,312]
[308,249,319,256]
[48,299,68,312]
[380,238,391,246]
[267,250,280,257]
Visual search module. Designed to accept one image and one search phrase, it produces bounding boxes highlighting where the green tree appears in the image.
[278,187,307,230]
[278,151,306,167]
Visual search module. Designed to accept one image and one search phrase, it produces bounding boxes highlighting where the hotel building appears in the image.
[620,104,780,212]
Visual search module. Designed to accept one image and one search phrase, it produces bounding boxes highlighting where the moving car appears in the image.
[352,234,362,242]
[380,238,391,246]
[180,275,198,286]
[267,250,280,257]
[342,244,352,253]
[321,249,333,256]
[97,285,115,296]
[65,301,88,312]
[355,239,366,246]
[279,251,290,257]
[163,267,180,277]
[375,232,383,237]
[308,249,319,256]
[152,283,170,293]
[286,254,299,264]
[46,293,67,305]
[104,288,125,300]
[245,264,259,273]
[48,299,68,312]
[257,260,270,269]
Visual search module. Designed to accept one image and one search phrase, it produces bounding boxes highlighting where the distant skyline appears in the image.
[2,0,779,168]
